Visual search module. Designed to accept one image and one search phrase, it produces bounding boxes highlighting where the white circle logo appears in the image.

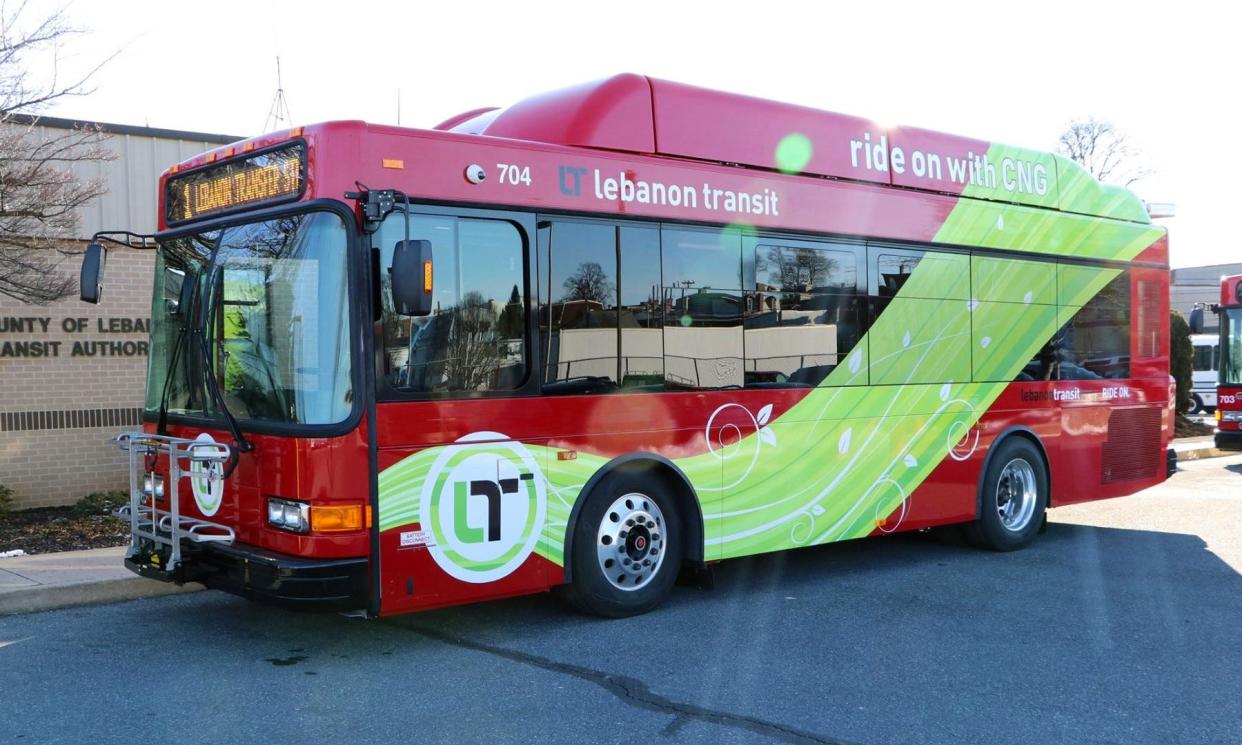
[421,432,546,584]
[189,433,225,517]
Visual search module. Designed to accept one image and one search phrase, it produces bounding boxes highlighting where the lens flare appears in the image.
[775,133,813,174]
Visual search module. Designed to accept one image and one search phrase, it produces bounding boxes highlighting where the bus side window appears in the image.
[875,252,921,297]
[1193,343,1214,372]
[746,243,863,388]
[618,225,663,389]
[661,226,743,390]
[379,215,527,393]
[867,246,970,386]
[537,220,663,395]
[1054,270,1130,380]
[539,220,620,392]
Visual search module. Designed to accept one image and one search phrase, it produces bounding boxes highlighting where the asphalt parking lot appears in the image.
[2,455,1240,745]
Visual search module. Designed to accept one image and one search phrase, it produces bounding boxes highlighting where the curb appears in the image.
[1174,446,1232,463]
[0,577,203,617]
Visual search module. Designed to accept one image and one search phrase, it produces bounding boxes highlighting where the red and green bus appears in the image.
[1214,274,1242,450]
[81,74,1172,617]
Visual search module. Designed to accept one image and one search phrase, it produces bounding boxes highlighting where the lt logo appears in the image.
[454,473,535,543]
[421,432,547,584]
[558,165,587,196]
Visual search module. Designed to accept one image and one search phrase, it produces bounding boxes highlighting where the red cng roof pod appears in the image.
[441,73,1150,223]
[443,73,985,192]
[445,73,657,153]
[648,78,899,186]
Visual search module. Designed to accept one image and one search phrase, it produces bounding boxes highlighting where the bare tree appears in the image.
[444,291,505,391]
[561,261,615,304]
[1057,117,1151,188]
[0,2,112,304]
[755,246,841,292]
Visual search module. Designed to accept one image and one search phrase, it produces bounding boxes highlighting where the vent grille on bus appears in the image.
[1101,407,1161,483]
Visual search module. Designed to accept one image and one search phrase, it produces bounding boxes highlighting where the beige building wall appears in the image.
[0,246,155,508]
[0,117,238,509]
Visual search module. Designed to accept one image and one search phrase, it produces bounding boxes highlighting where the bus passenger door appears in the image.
[371,208,550,615]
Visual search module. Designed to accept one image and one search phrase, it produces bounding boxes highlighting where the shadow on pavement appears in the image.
[4,521,1240,745]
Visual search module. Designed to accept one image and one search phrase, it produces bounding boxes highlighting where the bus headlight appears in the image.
[1222,411,1242,422]
[267,498,310,533]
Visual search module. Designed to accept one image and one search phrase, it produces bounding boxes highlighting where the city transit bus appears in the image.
[1213,274,1242,450]
[79,74,1172,617]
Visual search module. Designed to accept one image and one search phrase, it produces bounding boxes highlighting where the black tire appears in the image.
[963,437,1048,551]
[1189,394,1204,415]
[564,471,683,617]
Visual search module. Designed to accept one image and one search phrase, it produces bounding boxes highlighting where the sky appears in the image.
[20,0,1241,268]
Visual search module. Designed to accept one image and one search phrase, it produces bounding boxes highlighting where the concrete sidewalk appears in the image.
[0,546,200,616]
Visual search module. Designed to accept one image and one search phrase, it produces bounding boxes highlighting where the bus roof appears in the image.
[438,74,1151,223]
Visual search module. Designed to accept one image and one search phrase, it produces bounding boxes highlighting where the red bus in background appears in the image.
[80,74,1172,618]
[1214,274,1242,450]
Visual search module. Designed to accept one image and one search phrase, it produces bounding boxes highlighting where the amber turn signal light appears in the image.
[310,504,370,533]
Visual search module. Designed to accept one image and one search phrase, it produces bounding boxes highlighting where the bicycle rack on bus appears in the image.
[114,432,235,575]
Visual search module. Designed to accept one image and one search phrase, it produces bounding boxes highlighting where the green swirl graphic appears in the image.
[379,189,1163,572]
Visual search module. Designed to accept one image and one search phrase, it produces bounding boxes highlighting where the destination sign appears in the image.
[165,142,304,223]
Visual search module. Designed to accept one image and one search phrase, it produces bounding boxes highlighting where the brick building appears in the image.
[0,117,238,508]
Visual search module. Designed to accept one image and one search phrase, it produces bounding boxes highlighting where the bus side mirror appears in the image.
[390,239,433,316]
[1189,307,1204,334]
[166,268,195,318]
[80,242,107,304]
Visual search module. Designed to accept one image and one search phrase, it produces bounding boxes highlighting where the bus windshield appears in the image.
[1222,307,1242,386]
[145,211,353,426]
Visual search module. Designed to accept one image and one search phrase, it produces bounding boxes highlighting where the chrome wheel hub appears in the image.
[596,492,666,591]
[996,458,1038,532]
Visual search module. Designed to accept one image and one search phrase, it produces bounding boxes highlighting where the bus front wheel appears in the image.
[964,438,1048,551]
[564,473,683,617]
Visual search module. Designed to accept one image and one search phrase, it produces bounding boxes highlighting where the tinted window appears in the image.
[747,243,864,387]
[619,226,664,388]
[379,215,527,393]
[663,227,743,389]
[875,252,922,297]
[756,245,856,293]
[662,226,742,292]
[540,221,620,388]
[538,221,664,394]
[1193,344,1216,372]
[867,247,971,385]
[1055,271,1130,380]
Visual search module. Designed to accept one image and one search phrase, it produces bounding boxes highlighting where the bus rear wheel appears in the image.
[564,473,682,617]
[964,438,1047,551]
[1188,393,1205,415]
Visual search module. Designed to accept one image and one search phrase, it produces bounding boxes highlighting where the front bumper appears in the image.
[1215,429,1242,451]
[126,541,368,612]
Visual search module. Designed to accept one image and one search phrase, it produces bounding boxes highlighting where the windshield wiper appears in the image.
[155,307,191,437]
[195,329,253,457]
[157,267,199,437]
